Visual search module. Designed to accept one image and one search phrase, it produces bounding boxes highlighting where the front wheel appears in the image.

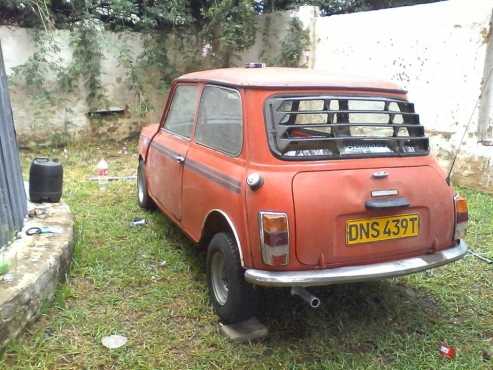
[137,159,155,210]
[206,232,258,324]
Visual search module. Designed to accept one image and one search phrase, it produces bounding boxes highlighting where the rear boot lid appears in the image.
[292,165,455,266]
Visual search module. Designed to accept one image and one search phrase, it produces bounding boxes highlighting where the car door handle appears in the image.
[365,196,410,209]
[175,155,185,165]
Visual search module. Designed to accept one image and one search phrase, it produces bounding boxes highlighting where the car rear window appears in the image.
[264,95,429,160]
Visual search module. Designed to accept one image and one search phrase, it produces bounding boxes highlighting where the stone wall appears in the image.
[0,28,167,146]
[1,1,492,191]
[0,17,294,147]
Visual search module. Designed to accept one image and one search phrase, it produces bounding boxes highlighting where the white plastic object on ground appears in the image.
[101,335,127,349]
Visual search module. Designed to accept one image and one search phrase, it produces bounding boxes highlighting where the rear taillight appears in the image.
[259,212,289,266]
[454,195,468,239]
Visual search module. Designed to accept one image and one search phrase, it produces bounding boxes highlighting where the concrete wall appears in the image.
[308,0,493,191]
[0,16,299,146]
[0,28,166,145]
[1,0,492,191]
[240,1,493,191]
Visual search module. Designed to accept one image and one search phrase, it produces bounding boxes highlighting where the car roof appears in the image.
[176,67,406,94]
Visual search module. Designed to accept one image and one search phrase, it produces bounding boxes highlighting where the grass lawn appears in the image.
[1,141,492,369]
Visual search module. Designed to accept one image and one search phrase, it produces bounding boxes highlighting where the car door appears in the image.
[181,85,247,242]
[147,83,199,221]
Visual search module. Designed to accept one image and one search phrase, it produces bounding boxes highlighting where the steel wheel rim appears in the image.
[137,168,144,203]
[210,251,229,306]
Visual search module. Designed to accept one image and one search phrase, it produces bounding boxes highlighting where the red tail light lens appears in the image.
[455,195,468,223]
[259,212,289,266]
[454,195,468,239]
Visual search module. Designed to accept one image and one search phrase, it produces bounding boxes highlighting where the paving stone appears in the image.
[0,201,74,350]
[219,317,268,343]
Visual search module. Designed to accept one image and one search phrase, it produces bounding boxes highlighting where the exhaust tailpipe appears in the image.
[290,287,321,308]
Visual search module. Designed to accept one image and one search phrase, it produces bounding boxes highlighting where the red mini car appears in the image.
[137,67,468,323]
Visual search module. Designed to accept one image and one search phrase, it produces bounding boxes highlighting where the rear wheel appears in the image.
[137,159,155,210]
[206,232,258,323]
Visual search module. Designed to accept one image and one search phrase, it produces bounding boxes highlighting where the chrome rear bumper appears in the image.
[244,240,468,287]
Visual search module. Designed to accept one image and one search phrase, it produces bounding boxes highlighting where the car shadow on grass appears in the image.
[256,280,442,350]
[154,213,442,351]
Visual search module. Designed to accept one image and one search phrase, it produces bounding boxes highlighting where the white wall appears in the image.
[242,1,493,190]
[309,0,493,190]
[1,1,492,190]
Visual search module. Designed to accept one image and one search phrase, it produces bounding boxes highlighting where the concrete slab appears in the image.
[0,201,74,350]
[219,317,268,343]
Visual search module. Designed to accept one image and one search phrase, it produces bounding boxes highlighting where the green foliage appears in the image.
[9,31,63,132]
[10,31,61,94]
[259,14,273,63]
[0,0,55,28]
[0,0,445,29]
[0,261,9,276]
[204,0,257,66]
[205,0,256,50]
[117,35,158,117]
[139,32,176,87]
[6,0,263,116]
[10,16,108,111]
[137,1,193,28]
[277,17,309,67]
[63,18,107,109]
[2,1,305,147]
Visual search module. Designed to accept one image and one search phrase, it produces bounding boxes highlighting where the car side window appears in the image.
[195,86,243,156]
[164,85,198,138]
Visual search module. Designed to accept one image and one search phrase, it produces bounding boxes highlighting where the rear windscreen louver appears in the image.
[264,95,429,160]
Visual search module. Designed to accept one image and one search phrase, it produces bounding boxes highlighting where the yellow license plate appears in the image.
[346,213,420,245]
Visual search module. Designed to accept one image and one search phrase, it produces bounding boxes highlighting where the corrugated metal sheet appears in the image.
[0,41,27,249]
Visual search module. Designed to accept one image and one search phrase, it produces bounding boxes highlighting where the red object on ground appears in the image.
[439,344,456,359]
[96,159,109,176]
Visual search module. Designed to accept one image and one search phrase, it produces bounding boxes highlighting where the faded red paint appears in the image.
[138,67,458,271]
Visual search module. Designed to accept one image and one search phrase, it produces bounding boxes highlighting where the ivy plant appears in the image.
[277,17,309,67]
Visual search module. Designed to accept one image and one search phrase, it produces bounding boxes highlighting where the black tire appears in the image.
[137,159,155,210]
[206,232,258,324]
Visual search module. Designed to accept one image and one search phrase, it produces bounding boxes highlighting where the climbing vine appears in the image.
[204,0,257,67]
[139,32,176,88]
[277,17,309,67]
[117,39,151,117]
[63,18,107,109]
[117,32,176,117]
[259,14,274,65]
[5,0,311,145]
[10,31,61,95]
[10,17,108,111]
[9,31,62,134]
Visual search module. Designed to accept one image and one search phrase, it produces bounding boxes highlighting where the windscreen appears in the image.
[264,95,429,160]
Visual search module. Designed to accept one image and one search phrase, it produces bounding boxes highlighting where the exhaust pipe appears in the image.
[290,287,321,308]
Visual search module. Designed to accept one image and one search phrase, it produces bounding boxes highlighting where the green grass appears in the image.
[1,141,492,369]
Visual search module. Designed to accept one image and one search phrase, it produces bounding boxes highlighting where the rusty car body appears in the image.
[137,67,468,323]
